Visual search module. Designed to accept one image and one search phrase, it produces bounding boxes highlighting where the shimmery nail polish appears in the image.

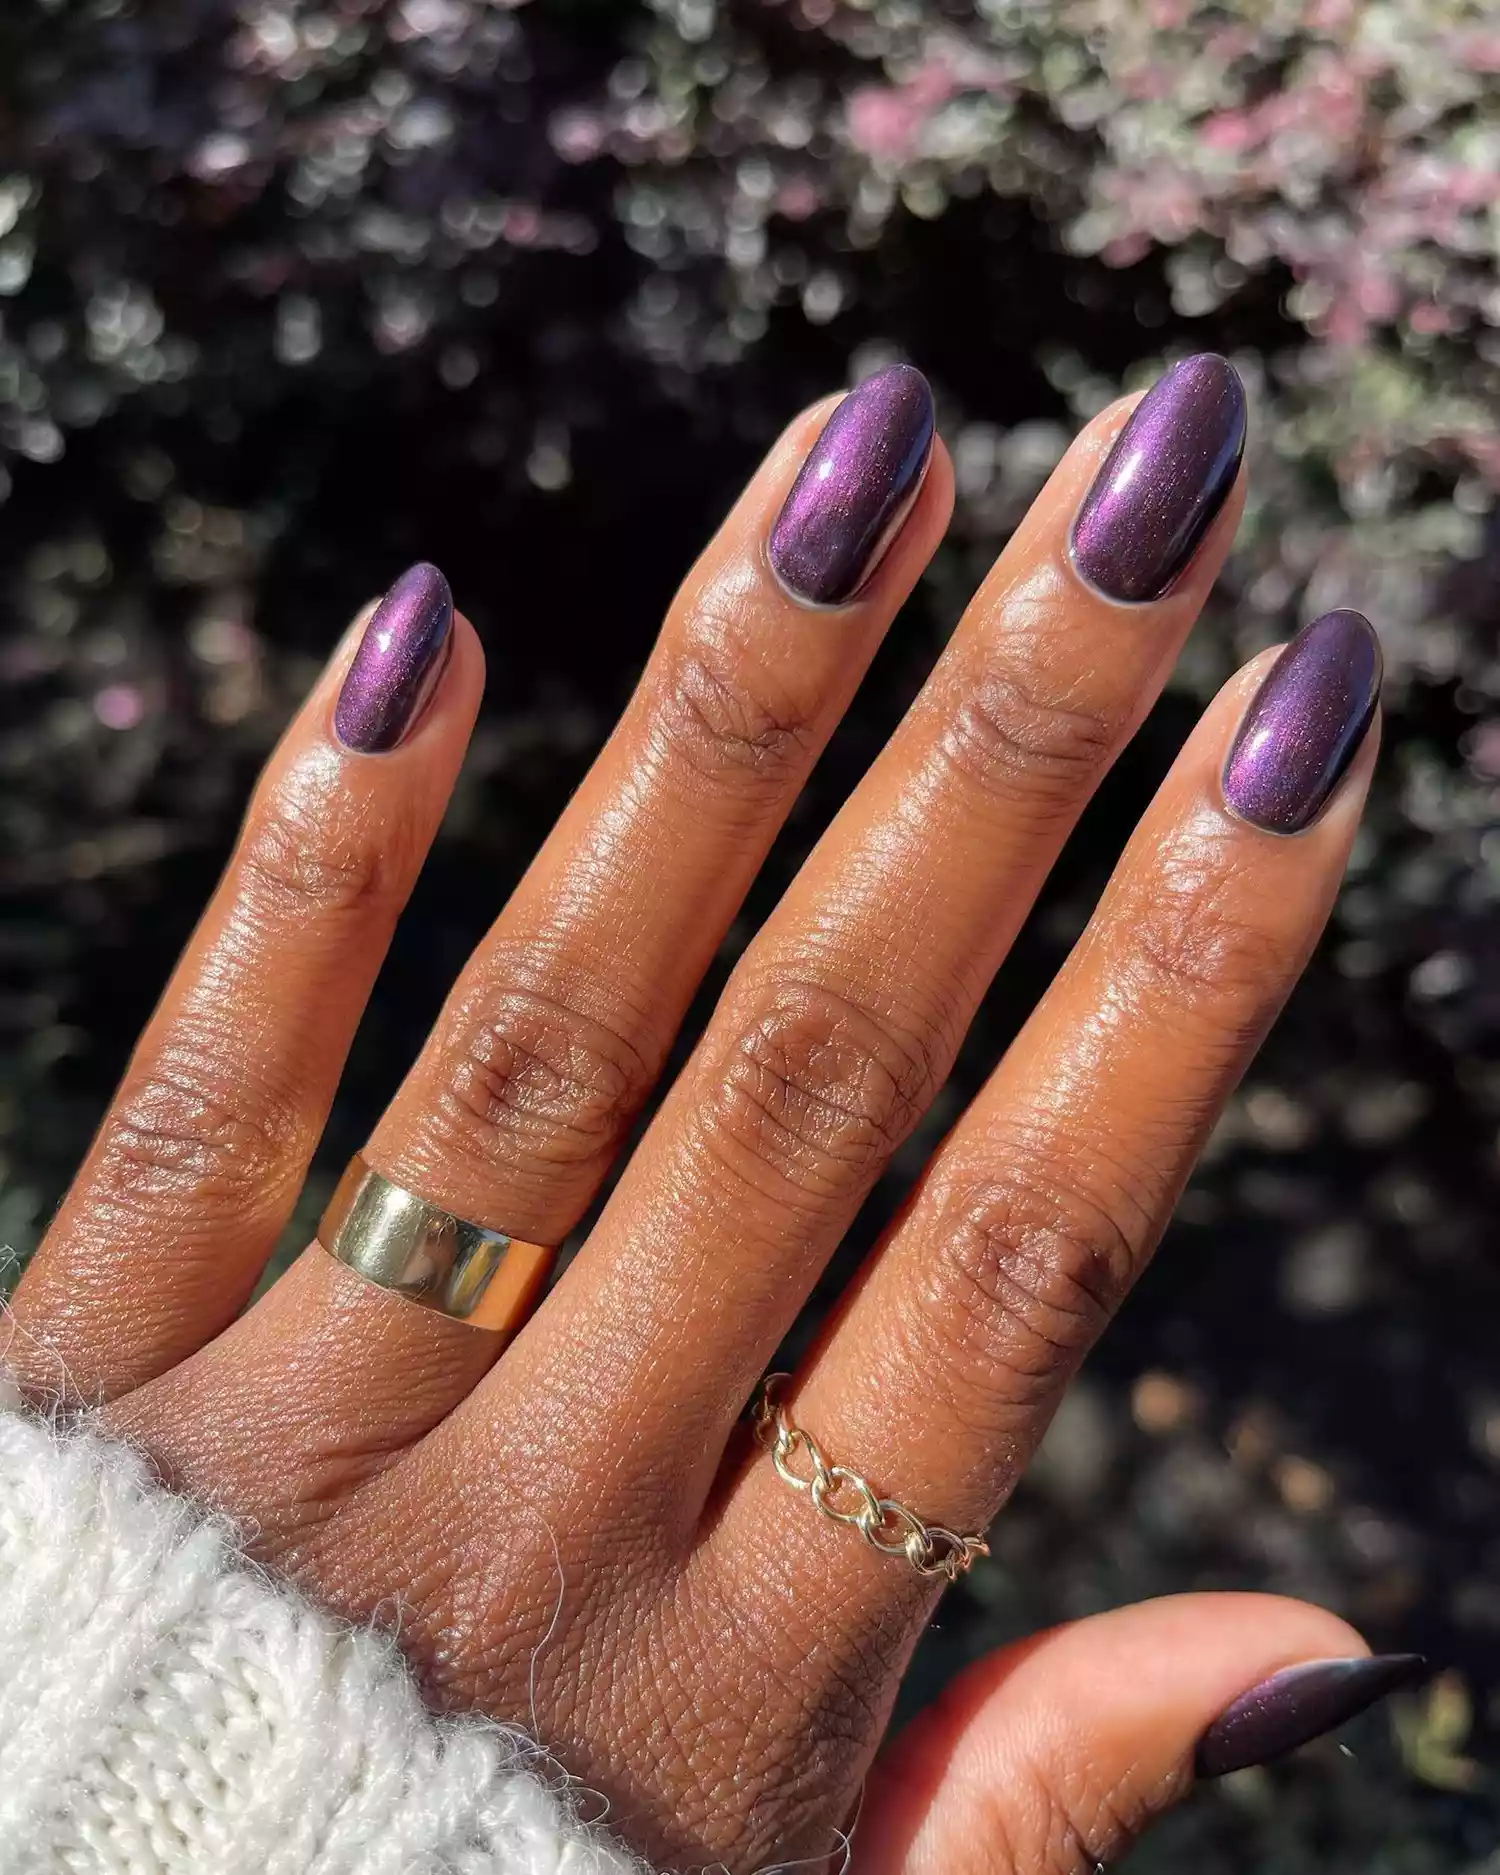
[1222,608,1382,834]
[1195,1654,1427,1779]
[1071,353,1246,603]
[768,363,935,607]
[334,562,454,753]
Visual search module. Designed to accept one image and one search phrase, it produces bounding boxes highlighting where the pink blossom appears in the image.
[1322,300,1371,348]
[775,178,821,221]
[1201,112,1256,154]
[1102,231,1153,267]
[1106,163,1207,243]
[95,684,146,731]
[1456,30,1500,72]
[550,109,605,165]
[502,204,541,245]
[846,57,963,163]
[846,86,933,163]
[906,59,960,110]
[1409,302,1458,336]
[1465,721,1500,778]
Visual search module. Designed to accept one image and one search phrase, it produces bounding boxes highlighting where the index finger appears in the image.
[11,570,484,1401]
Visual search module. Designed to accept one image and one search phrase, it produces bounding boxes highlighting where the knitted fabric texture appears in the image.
[0,1372,649,1875]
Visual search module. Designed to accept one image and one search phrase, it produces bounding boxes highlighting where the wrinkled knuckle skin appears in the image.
[703,980,940,1205]
[916,1173,1141,1418]
[940,666,1116,808]
[653,641,818,797]
[430,984,654,1184]
[1121,845,1290,1016]
[238,787,394,924]
[91,1049,303,1220]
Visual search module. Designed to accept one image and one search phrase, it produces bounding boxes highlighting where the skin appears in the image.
[7,391,1383,1872]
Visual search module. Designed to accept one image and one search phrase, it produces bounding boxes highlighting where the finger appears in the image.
[859,1595,1423,1874]
[469,357,1247,1523]
[9,566,480,1401]
[372,368,946,1233]
[725,611,1380,1630]
[107,371,953,1503]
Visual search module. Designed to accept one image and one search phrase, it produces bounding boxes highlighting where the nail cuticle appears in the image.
[1221,608,1382,835]
[1070,353,1246,605]
[333,561,455,755]
[768,363,935,609]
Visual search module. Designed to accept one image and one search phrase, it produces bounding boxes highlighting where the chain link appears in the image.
[751,1375,990,1584]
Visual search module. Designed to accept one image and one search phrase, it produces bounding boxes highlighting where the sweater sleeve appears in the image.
[0,1372,650,1875]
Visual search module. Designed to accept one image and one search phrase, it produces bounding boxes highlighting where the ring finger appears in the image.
[720,610,1381,1671]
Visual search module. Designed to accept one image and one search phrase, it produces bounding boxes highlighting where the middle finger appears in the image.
[449,353,1248,1528]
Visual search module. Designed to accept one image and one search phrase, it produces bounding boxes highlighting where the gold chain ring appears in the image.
[751,1375,989,1583]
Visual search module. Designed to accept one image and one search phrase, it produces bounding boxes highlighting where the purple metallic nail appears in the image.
[1195,1654,1427,1779]
[768,363,935,607]
[334,562,454,754]
[1071,353,1246,603]
[1222,608,1382,834]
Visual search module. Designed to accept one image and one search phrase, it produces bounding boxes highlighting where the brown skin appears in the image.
[9,396,1377,1870]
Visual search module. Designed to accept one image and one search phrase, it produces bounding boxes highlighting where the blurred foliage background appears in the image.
[2,0,1500,1865]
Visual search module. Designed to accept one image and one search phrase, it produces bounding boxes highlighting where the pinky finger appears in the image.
[9,565,481,1403]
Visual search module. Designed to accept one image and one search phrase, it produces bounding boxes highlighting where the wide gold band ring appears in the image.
[316,1154,556,1334]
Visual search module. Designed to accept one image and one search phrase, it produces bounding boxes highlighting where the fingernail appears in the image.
[1222,607,1382,834]
[334,562,454,753]
[1195,1654,1427,1779]
[1071,353,1246,602]
[768,363,935,607]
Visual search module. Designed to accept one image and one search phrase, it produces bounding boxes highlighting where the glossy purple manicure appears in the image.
[334,562,454,753]
[1196,1654,1427,1779]
[1222,608,1382,834]
[1071,353,1246,602]
[768,363,935,607]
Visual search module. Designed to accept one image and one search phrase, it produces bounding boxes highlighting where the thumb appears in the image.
[858,1593,1426,1874]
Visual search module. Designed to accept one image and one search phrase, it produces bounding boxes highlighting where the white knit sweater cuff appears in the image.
[0,1372,650,1875]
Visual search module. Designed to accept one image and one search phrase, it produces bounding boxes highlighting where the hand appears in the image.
[9,358,1406,1871]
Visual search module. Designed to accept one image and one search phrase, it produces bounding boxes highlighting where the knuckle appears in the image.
[98,1047,302,1216]
[238,783,392,923]
[703,978,940,1206]
[941,666,1115,808]
[652,640,818,796]
[1121,842,1288,1014]
[431,978,653,1183]
[915,1170,1142,1411]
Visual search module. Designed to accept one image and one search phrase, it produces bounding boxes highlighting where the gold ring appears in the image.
[316,1154,556,1334]
[752,1375,989,1583]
